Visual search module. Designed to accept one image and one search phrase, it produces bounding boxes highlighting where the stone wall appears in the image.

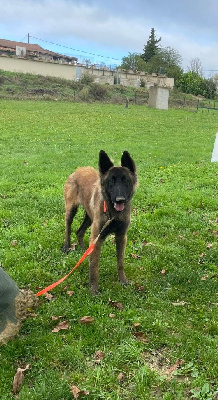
[0,56,174,89]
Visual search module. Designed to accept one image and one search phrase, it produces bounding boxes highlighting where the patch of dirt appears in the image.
[142,348,190,383]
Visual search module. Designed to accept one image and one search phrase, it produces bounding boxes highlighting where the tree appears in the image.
[120,52,146,72]
[141,28,161,62]
[188,57,203,76]
[145,47,183,84]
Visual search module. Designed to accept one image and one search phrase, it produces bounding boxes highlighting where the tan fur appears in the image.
[63,151,137,294]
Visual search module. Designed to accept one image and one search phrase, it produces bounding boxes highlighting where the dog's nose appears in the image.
[115,197,125,203]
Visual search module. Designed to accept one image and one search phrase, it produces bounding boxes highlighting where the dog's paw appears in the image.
[62,243,70,253]
[90,285,99,296]
[118,273,129,286]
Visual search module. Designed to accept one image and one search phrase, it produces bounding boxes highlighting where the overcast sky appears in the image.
[1,0,217,76]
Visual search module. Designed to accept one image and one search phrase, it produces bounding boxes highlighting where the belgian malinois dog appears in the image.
[62,150,137,294]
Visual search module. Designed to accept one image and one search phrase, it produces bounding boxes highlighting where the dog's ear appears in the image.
[99,150,114,175]
[121,151,136,174]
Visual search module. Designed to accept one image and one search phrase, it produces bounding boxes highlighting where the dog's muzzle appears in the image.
[113,197,125,212]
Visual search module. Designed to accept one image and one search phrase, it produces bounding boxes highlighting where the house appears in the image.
[0,38,77,64]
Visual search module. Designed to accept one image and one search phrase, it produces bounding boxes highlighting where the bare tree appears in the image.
[188,57,203,76]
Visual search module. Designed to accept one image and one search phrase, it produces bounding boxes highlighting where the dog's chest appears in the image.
[99,219,128,239]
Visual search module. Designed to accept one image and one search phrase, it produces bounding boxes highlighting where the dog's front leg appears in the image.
[89,222,103,295]
[89,239,103,295]
[115,234,128,285]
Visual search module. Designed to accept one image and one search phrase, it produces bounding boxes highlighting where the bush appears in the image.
[177,72,217,99]
[90,83,108,100]
[79,73,94,85]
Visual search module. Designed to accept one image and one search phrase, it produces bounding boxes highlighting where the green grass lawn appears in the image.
[0,100,218,399]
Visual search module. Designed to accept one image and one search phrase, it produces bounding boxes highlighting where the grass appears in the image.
[0,100,218,399]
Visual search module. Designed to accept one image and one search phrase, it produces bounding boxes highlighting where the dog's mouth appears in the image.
[113,197,125,212]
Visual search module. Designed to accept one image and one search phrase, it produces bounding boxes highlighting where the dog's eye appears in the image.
[122,177,129,186]
[108,177,115,187]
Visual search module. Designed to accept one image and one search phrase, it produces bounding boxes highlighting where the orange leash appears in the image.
[35,205,113,297]
[36,243,95,296]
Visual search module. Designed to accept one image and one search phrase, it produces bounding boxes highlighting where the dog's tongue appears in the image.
[114,202,125,212]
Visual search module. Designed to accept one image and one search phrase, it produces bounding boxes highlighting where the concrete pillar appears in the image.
[148,85,170,110]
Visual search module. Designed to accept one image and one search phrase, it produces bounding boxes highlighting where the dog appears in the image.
[62,150,137,294]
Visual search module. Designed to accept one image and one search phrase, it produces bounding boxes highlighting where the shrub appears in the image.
[177,72,217,99]
[90,83,108,100]
[79,73,95,85]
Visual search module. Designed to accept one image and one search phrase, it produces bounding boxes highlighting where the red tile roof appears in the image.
[0,38,47,53]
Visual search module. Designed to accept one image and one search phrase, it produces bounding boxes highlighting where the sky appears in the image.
[1,0,218,76]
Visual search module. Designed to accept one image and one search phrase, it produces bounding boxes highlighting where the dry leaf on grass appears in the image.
[13,364,30,394]
[117,372,126,383]
[130,253,141,259]
[135,283,146,292]
[165,359,184,376]
[70,385,89,399]
[44,292,55,301]
[70,242,77,251]
[172,301,187,306]
[132,331,148,343]
[94,349,105,364]
[79,316,94,325]
[67,290,74,297]
[51,315,62,321]
[108,299,123,310]
[132,322,141,328]
[52,320,70,332]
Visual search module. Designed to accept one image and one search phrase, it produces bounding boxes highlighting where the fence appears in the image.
[197,99,218,111]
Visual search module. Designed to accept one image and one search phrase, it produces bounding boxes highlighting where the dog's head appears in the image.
[99,150,137,212]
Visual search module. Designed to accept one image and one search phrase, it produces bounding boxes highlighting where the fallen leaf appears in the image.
[11,240,18,247]
[130,253,140,259]
[94,350,105,363]
[212,230,218,236]
[165,359,184,375]
[172,301,187,306]
[193,232,198,236]
[70,385,89,398]
[70,385,81,399]
[132,322,141,328]
[178,235,184,240]
[201,275,208,281]
[161,269,166,275]
[109,313,115,318]
[117,372,125,383]
[200,253,205,258]
[51,316,62,321]
[135,282,146,292]
[132,331,148,343]
[13,365,30,394]
[44,292,55,301]
[70,242,77,251]
[144,241,154,246]
[108,299,123,310]
[0,193,6,199]
[67,291,74,297]
[52,320,70,332]
[79,316,94,325]
[206,243,213,249]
